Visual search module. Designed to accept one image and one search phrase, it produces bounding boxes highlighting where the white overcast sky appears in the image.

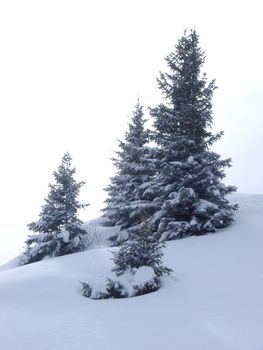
[0,0,262,264]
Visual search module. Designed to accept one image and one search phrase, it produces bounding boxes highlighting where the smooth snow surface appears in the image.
[1,194,263,350]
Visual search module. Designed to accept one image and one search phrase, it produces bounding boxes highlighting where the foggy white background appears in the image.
[0,0,262,264]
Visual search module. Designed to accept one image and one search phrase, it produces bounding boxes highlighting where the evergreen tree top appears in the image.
[152,29,217,149]
[29,152,88,234]
[52,151,77,182]
[124,100,148,147]
[113,100,150,169]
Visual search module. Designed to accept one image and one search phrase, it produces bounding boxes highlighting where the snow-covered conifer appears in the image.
[112,219,172,277]
[21,152,88,264]
[143,29,237,240]
[81,218,172,299]
[103,101,156,239]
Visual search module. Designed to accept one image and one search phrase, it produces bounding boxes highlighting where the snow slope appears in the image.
[0,194,263,350]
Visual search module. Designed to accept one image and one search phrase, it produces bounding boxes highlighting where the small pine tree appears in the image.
[81,218,172,299]
[112,219,172,277]
[143,29,237,240]
[21,152,88,264]
[103,101,156,238]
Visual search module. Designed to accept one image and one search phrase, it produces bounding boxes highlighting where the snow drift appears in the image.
[0,194,263,350]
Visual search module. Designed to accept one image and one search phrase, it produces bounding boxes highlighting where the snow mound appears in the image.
[0,255,21,272]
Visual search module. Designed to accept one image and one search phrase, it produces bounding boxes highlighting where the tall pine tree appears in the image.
[142,29,237,240]
[103,101,156,240]
[21,152,88,264]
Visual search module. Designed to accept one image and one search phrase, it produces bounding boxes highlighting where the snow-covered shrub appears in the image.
[81,220,172,299]
[81,267,160,299]
[81,282,92,298]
